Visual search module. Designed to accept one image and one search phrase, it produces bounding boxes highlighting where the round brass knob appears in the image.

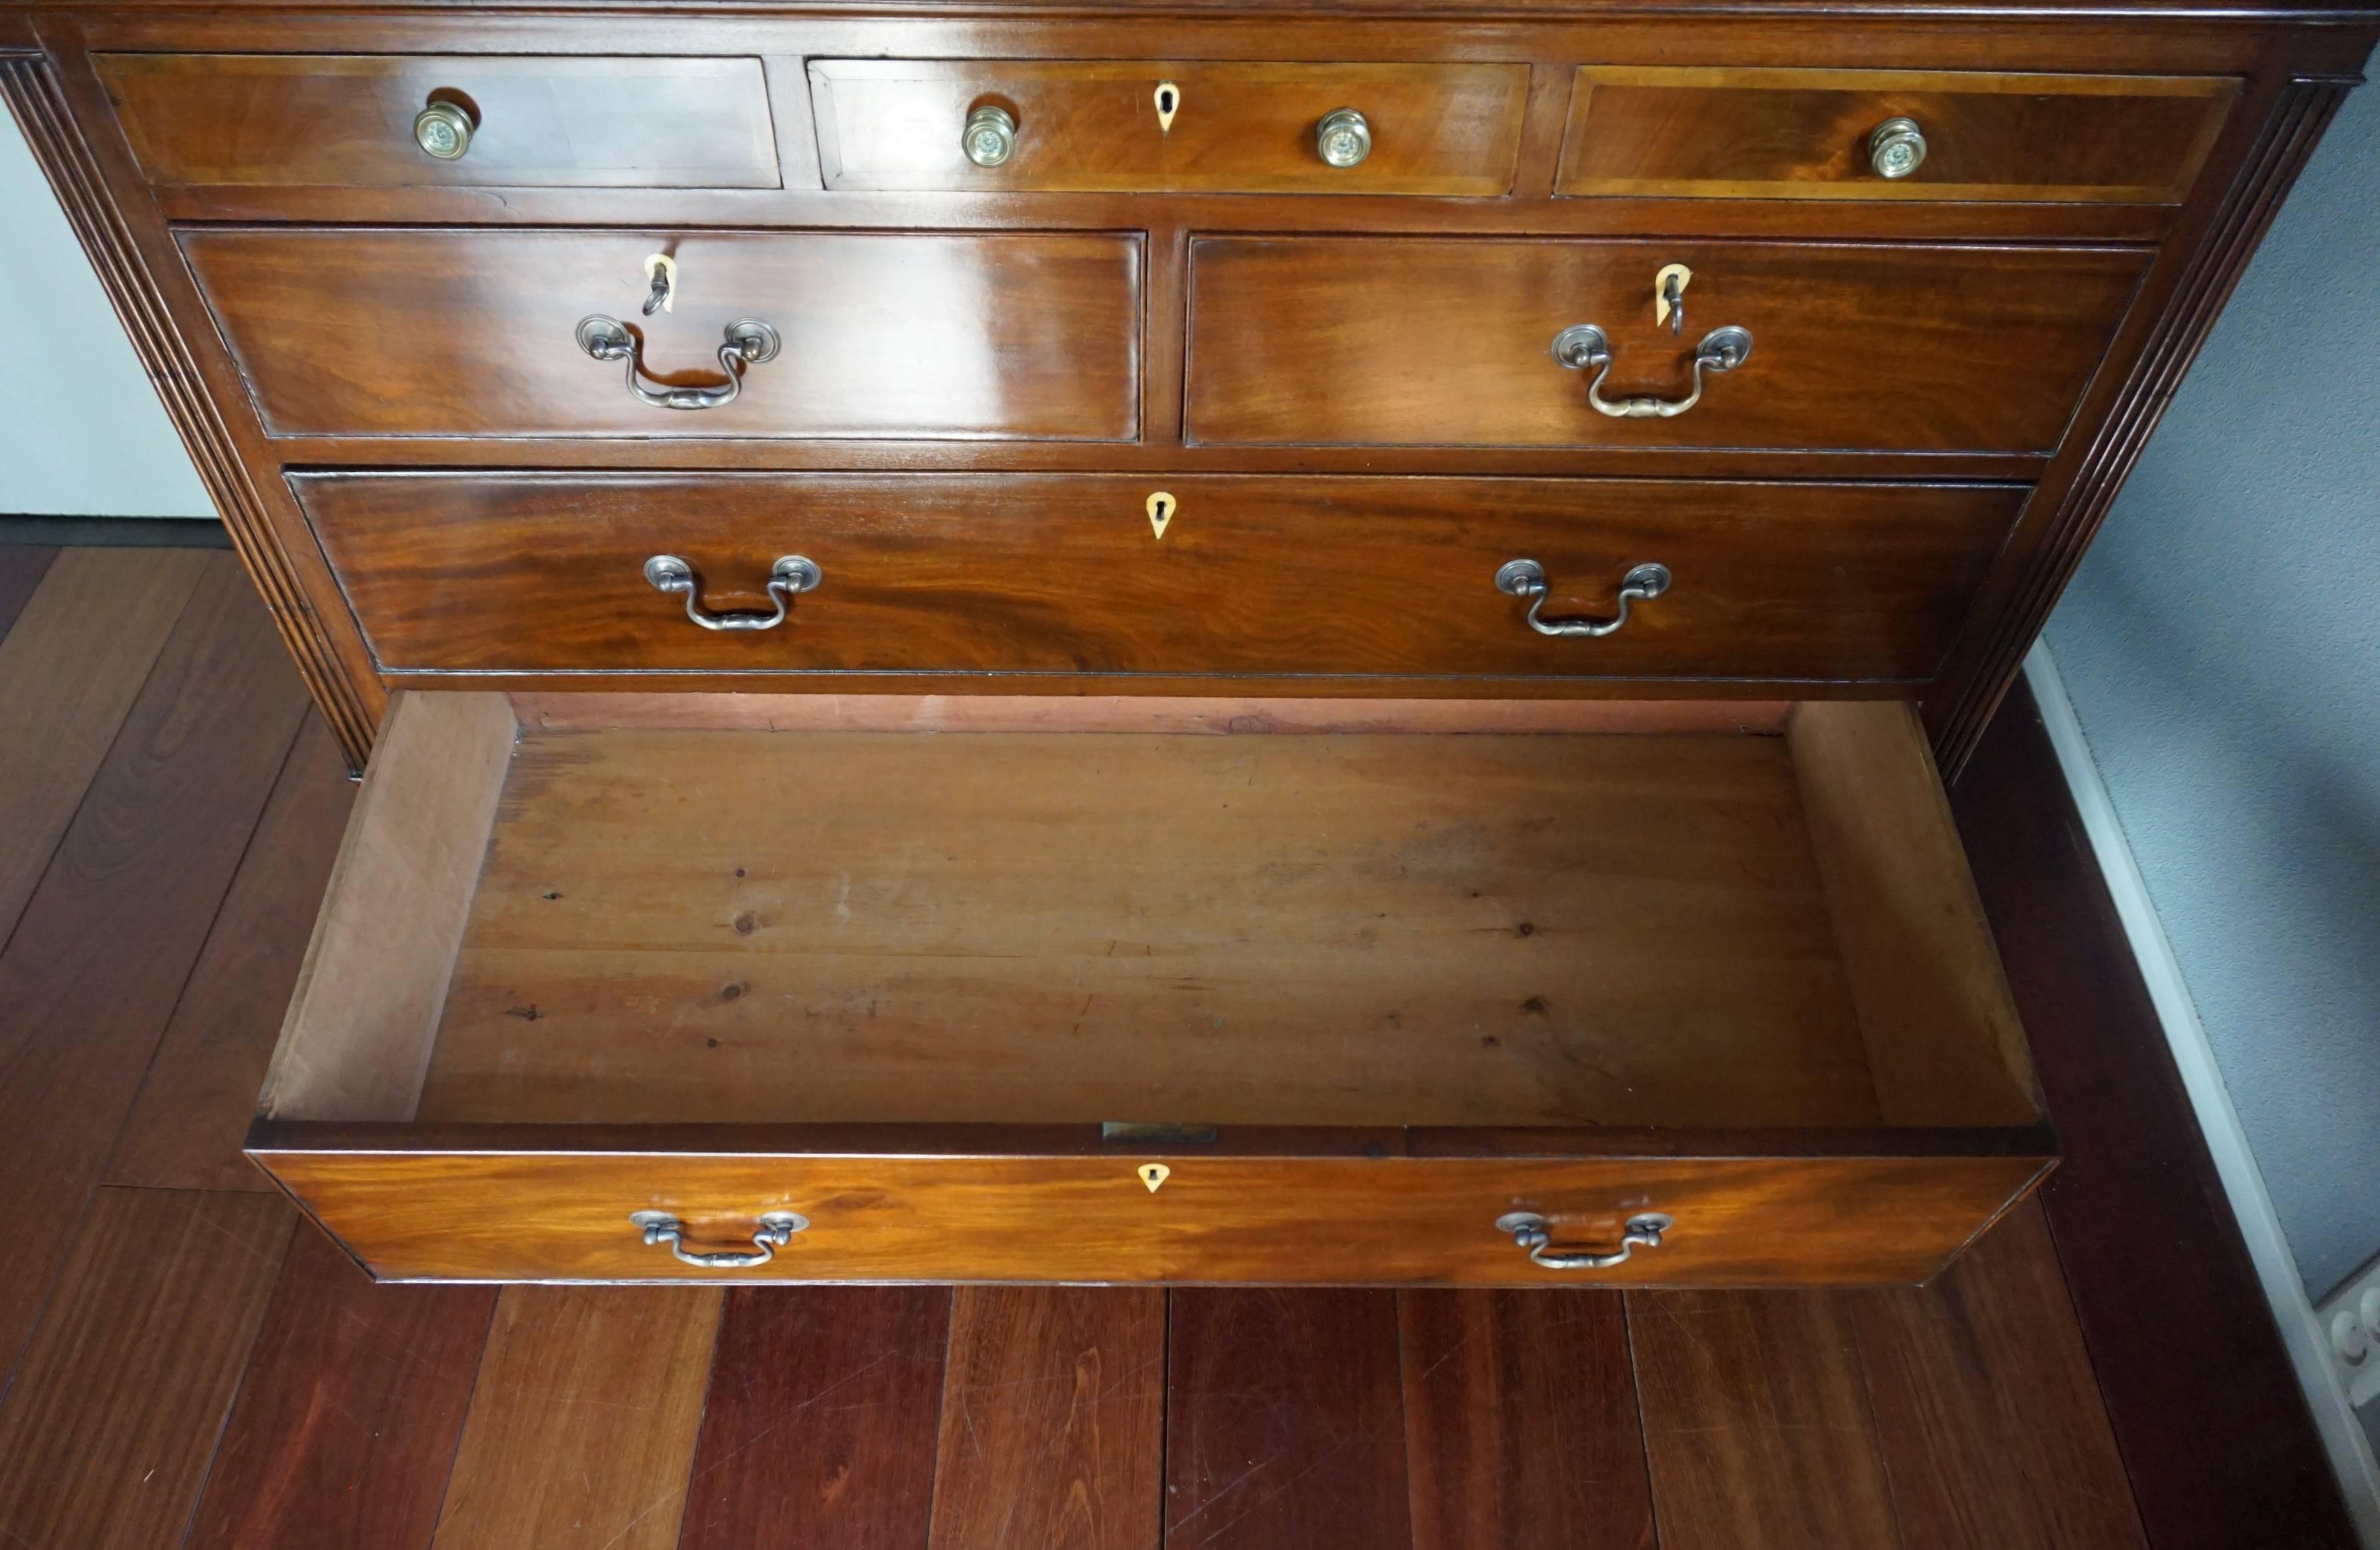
[1867,117,1927,180]
[1315,108,1371,168]
[962,105,1017,168]
[412,100,473,160]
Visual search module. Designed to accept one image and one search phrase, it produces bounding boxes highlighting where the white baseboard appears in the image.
[2023,641,2380,1545]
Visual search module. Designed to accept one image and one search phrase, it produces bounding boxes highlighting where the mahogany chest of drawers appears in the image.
[6,0,2368,1285]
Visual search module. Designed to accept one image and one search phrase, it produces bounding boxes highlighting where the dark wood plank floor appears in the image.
[0,543,2351,1549]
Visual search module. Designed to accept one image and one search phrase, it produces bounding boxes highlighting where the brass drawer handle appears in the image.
[1551,323,1752,418]
[575,315,781,411]
[1495,559,1670,638]
[963,104,1018,168]
[1315,107,1371,167]
[630,1210,807,1268]
[644,554,821,631]
[1869,116,1929,180]
[411,99,473,160]
[1497,1210,1672,1270]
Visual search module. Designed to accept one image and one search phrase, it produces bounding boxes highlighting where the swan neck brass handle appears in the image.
[1495,559,1670,639]
[1869,116,1928,179]
[576,315,780,411]
[1497,1211,1672,1270]
[644,554,821,631]
[630,1210,807,1269]
[1552,323,1752,418]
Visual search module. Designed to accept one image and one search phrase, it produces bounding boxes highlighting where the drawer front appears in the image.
[1186,237,2146,451]
[810,60,1529,194]
[182,228,1141,440]
[254,1144,2049,1286]
[294,471,2024,682]
[98,54,780,188]
[1557,68,2237,203]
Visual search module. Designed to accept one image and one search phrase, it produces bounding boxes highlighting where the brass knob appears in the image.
[1315,108,1371,168]
[1868,117,1927,180]
[412,100,473,160]
[962,105,1017,168]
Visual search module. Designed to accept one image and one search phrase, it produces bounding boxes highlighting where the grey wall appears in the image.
[2047,81,2380,1302]
[1,109,214,518]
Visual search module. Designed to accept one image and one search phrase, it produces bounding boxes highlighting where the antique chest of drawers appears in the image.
[6,0,2369,1285]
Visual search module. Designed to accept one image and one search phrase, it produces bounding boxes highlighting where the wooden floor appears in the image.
[0,542,2352,1550]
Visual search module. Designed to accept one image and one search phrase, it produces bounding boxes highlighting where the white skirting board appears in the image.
[2023,641,2380,1545]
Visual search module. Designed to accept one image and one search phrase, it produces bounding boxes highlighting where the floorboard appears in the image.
[1401,1290,1654,1550]
[0,544,56,642]
[929,1288,1165,1550]
[0,1187,292,1550]
[1851,1198,2146,1550]
[109,713,357,1191]
[1951,682,2362,1550]
[676,1287,949,1550]
[0,552,309,1379]
[1629,1289,1902,1550]
[0,545,211,945]
[186,1226,495,1550]
[429,1286,720,1550]
[1165,1289,1413,1550]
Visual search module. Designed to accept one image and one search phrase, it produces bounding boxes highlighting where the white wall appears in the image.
[0,107,214,517]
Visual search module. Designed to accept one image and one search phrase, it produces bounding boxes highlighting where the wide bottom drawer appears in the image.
[251,691,2051,1286]
[292,471,2024,685]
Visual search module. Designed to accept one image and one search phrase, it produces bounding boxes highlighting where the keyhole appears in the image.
[1154,82,1180,134]
[1146,491,1176,539]
[1138,1162,1171,1192]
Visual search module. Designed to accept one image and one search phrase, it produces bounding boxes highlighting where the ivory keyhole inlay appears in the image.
[1138,1162,1171,1192]
[1154,83,1180,134]
[1146,491,1176,539]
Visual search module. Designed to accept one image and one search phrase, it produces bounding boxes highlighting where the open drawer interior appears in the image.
[250,691,2050,1286]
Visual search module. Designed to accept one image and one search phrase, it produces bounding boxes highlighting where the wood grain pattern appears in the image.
[812,59,1527,194]
[250,1145,2048,1286]
[0,543,54,641]
[1789,701,2039,1126]
[1557,67,2236,202]
[1167,1290,1411,1550]
[678,1287,949,1550]
[0,1188,293,1550]
[185,1224,495,1550]
[0,55,380,768]
[99,53,780,188]
[1187,237,2146,451]
[1400,1289,1654,1550]
[1629,1289,1901,1550]
[260,691,513,1123]
[429,1285,720,1550]
[109,713,355,1190]
[423,723,1881,1131]
[1951,682,2363,1548]
[0,553,306,1372]
[929,1288,1164,1550]
[509,691,1793,736]
[182,228,1141,440]
[1851,1200,2146,1550]
[0,545,210,941]
[296,472,2023,682]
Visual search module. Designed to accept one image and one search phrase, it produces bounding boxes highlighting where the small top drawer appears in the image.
[1556,68,2238,203]
[809,60,1529,194]
[95,54,781,188]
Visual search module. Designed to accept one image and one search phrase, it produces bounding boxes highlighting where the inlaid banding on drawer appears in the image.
[97,54,782,188]
[292,471,2024,682]
[810,59,1529,194]
[181,228,1142,440]
[1556,67,2238,203]
[1186,236,2147,452]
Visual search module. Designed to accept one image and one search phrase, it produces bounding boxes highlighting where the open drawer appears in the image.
[248,692,2052,1286]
